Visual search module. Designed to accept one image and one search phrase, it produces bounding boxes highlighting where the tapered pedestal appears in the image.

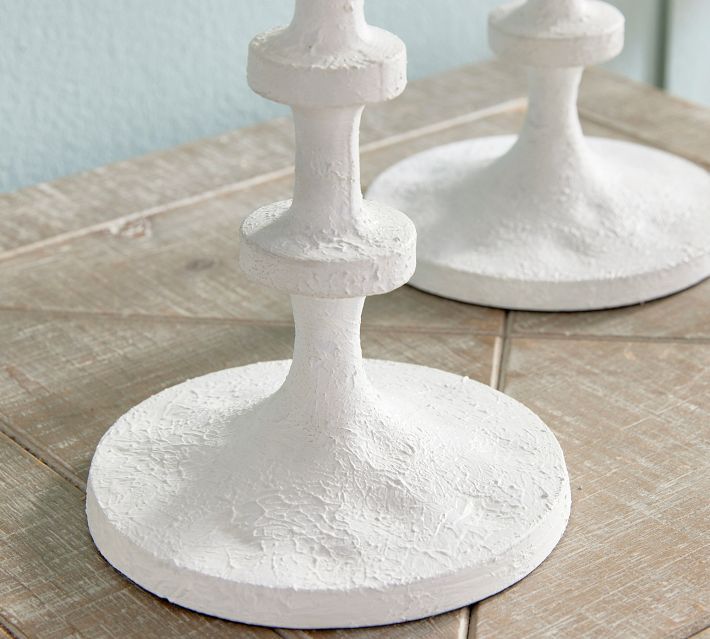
[86,1,572,628]
[367,136,710,310]
[87,359,570,629]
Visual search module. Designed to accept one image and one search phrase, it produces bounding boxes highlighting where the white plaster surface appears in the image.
[367,0,710,311]
[367,135,710,310]
[241,197,416,297]
[87,0,571,627]
[87,358,570,628]
[489,0,624,66]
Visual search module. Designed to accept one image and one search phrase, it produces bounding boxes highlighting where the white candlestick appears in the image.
[369,0,710,311]
[86,0,570,628]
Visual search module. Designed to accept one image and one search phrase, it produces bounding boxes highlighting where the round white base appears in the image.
[367,136,710,310]
[87,359,570,629]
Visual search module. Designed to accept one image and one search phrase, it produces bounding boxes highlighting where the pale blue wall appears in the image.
[0,0,691,193]
[666,0,710,106]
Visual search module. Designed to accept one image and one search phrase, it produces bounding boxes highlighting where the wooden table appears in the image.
[1,61,708,639]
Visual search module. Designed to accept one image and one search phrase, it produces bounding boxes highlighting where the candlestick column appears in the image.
[86,0,571,629]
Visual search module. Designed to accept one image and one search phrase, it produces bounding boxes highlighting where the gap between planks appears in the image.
[0,304,505,337]
[488,313,510,391]
[459,605,472,639]
[465,312,511,639]
[0,615,30,639]
[0,418,85,491]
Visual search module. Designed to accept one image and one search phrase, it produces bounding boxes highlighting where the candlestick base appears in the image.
[367,136,710,310]
[87,359,570,629]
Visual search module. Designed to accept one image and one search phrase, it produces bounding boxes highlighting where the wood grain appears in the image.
[0,311,292,480]
[0,173,503,334]
[0,179,295,320]
[4,60,703,258]
[0,109,635,335]
[475,338,710,639]
[360,91,646,192]
[0,432,277,639]
[0,618,23,639]
[279,608,468,639]
[0,117,295,254]
[580,69,710,169]
[0,61,528,256]
[0,309,496,481]
[512,278,710,340]
[0,59,708,638]
[0,311,494,639]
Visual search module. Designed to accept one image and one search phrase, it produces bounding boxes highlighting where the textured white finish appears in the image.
[87,360,570,628]
[489,0,624,66]
[368,136,710,311]
[87,0,570,628]
[367,0,710,311]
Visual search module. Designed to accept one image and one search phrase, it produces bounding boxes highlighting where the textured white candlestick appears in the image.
[86,0,570,628]
[368,0,710,311]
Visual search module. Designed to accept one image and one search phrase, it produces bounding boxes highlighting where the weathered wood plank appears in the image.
[512,278,710,340]
[361,107,524,190]
[0,59,707,639]
[6,60,702,258]
[0,432,276,639]
[0,309,496,481]
[0,61,528,255]
[0,179,295,319]
[279,608,468,639]
[0,117,294,254]
[361,109,638,191]
[475,338,710,639]
[580,68,710,168]
[0,415,84,490]
[0,171,503,333]
[0,620,19,639]
[0,312,494,638]
[361,60,526,143]
[0,109,628,333]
